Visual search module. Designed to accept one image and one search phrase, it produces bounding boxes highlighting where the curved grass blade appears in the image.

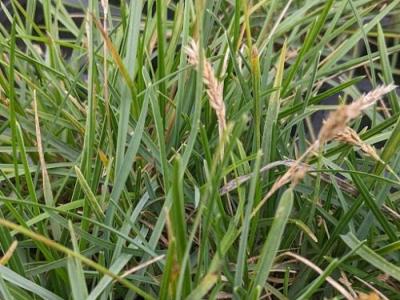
[234,150,262,293]
[0,218,155,300]
[67,221,89,300]
[249,188,294,297]
[341,233,400,282]
[0,265,63,300]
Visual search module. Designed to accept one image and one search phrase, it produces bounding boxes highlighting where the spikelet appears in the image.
[186,39,226,140]
[335,127,382,162]
[267,163,308,199]
[252,161,309,217]
[318,84,396,144]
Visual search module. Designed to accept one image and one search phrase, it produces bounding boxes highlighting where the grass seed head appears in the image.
[335,127,381,162]
[186,39,226,139]
[318,84,396,145]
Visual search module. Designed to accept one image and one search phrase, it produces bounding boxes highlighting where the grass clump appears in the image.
[0,0,400,299]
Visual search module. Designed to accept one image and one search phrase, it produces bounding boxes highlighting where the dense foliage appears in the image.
[0,0,400,299]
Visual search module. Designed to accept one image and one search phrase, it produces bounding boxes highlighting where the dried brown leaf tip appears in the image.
[318,84,396,145]
[186,39,226,139]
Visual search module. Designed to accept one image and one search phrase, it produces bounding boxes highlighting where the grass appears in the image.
[0,0,400,299]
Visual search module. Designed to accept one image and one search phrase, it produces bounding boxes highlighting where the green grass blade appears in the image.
[377,23,398,113]
[234,150,262,293]
[0,274,14,300]
[0,265,63,300]
[67,221,89,300]
[282,0,334,94]
[170,157,191,296]
[249,188,294,297]
[347,161,397,242]
[104,93,149,227]
[0,218,155,300]
[297,259,340,300]
[74,166,105,221]
[341,232,400,282]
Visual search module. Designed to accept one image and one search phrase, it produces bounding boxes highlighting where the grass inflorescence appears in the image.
[0,0,400,299]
